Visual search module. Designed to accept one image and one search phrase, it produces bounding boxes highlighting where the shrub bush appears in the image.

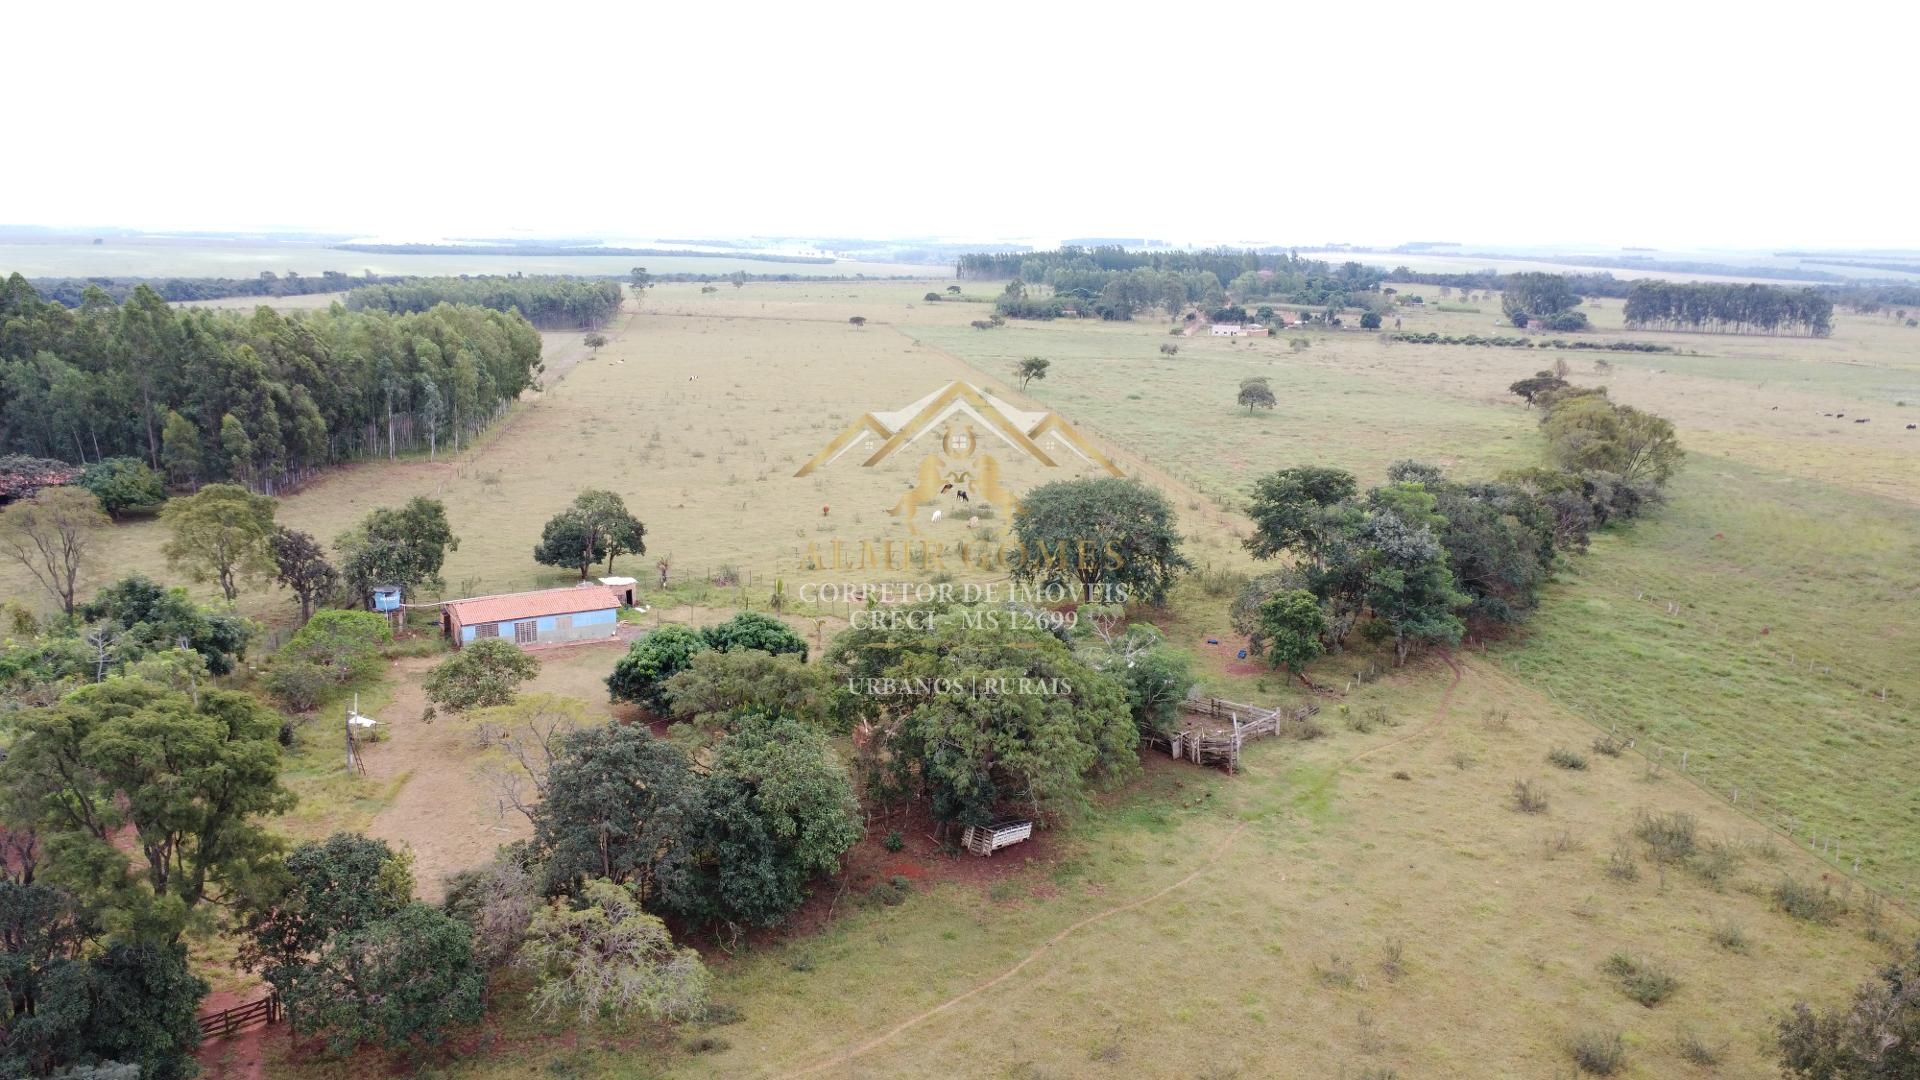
[1569,1028,1626,1074]
[266,661,332,712]
[1633,809,1697,865]
[1547,747,1589,770]
[1772,877,1843,924]
[1603,953,1678,1006]
[1511,778,1549,813]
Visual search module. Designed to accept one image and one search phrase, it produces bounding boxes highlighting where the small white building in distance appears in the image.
[1210,324,1270,337]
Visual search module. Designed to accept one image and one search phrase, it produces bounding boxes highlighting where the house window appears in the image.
[555,615,573,632]
[474,622,500,639]
[514,621,537,645]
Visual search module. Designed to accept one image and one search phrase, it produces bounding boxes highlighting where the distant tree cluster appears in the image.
[1392,333,1672,352]
[25,270,403,307]
[334,242,832,264]
[346,276,624,330]
[1497,272,1589,330]
[0,276,542,492]
[1623,281,1833,336]
[967,246,1384,321]
[1387,266,1636,299]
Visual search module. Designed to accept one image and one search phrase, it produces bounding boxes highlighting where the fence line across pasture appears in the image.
[1533,679,1920,923]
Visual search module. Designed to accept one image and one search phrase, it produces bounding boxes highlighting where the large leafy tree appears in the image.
[533,490,645,579]
[606,614,805,713]
[1243,466,1359,562]
[700,611,806,659]
[606,625,709,713]
[0,679,292,935]
[279,609,390,679]
[283,902,485,1056]
[75,458,166,517]
[1360,511,1467,665]
[424,637,540,713]
[78,942,208,1080]
[1499,272,1579,322]
[837,616,1137,827]
[271,526,340,625]
[1540,391,1683,485]
[0,486,108,616]
[336,496,459,604]
[1010,476,1192,604]
[520,878,709,1023]
[663,649,842,731]
[242,833,413,1022]
[158,483,277,602]
[80,575,253,676]
[1392,463,1556,625]
[1237,376,1276,413]
[680,713,860,930]
[1258,588,1328,685]
[531,510,605,581]
[533,724,702,904]
[576,490,645,576]
[0,932,208,1080]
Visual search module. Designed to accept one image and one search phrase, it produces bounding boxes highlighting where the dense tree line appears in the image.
[976,247,1384,321]
[1392,332,1672,352]
[27,271,407,307]
[1823,283,1920,312]
[965,246,1384,313]
[345,276,624,330]
[1623,281,1833,336]
[1236,382,1682,666]
[333,242,833,264]
[1387,267,1637,299]
[0,276,541,491]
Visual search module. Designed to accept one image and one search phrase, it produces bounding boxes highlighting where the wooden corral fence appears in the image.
[1149,697,1321,773]
[197,993,280,1041]
[963,820,1034,857]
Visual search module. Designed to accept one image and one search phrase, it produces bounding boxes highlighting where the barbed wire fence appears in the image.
[1525,574,1916,922]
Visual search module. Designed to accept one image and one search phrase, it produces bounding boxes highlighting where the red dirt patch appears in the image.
[194,986,270,1080]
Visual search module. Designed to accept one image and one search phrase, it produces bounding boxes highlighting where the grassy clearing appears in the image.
[1500,458,1920,895]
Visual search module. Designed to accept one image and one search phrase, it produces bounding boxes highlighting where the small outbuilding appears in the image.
[598,576,639,607]
[440,585,622,649]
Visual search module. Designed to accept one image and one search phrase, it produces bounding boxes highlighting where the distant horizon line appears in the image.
[3,225,1918,261]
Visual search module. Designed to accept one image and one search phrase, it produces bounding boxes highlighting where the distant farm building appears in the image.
[440,585,623,649]
[1210,324,1270,337]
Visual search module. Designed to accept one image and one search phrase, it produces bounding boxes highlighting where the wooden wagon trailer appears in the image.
[962,820,1034,856]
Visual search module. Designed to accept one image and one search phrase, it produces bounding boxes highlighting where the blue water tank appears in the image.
[371,586,403,612]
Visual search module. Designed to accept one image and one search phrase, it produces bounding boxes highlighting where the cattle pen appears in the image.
[1149,696,1321,772]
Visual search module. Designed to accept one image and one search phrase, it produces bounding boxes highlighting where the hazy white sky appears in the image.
[9,0,1915,249]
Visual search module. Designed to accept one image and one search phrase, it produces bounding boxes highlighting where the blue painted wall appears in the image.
[460,606,617,644]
